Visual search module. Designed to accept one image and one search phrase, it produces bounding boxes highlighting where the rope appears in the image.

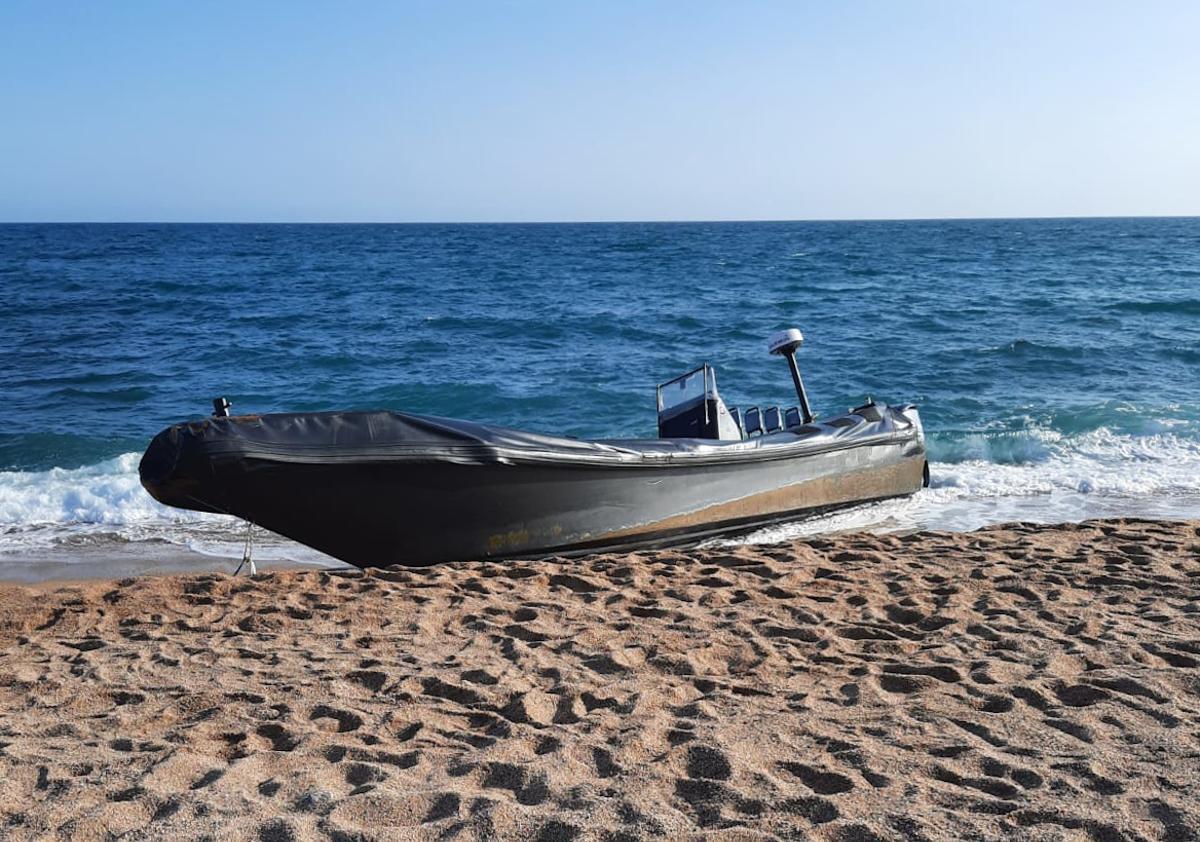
[181,494,257,577]
[234,520,256,576]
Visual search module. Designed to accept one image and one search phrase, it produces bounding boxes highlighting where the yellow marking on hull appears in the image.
[600,458,924,541]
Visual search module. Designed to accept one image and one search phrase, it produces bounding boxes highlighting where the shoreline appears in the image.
[0,544,334,586]
[1,517,1197,840]
[2,511,1196,587]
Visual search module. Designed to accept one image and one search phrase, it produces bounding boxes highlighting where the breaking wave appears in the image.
[733,427,1200,545]
[0,454,331,564]
[3,425,1199,563]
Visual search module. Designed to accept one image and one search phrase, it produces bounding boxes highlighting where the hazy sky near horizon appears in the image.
[2,1,1197,222]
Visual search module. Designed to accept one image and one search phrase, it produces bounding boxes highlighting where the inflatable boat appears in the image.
[140,329,927,567]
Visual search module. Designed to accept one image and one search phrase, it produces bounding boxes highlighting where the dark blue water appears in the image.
[2,219,1199,561]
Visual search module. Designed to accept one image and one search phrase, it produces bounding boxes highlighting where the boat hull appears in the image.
[140,406,926,567]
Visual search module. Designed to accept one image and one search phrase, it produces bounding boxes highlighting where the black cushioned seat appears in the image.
[743,406,763,436]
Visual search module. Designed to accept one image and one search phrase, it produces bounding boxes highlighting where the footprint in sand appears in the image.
[255,723,300,752]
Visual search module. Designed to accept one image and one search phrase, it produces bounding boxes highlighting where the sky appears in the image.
[1,1,1198,222]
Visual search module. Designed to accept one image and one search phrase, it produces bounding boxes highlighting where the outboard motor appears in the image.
[768,328,814,423]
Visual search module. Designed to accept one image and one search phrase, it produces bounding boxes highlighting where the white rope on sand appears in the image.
[234,520,256,577]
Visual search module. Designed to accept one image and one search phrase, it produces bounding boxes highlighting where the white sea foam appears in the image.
[732,427,1200,546]
[0,454,333,564]
[0,453,171,526]
[2,427,1199,563]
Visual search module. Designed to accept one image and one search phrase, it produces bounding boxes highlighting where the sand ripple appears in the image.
[1,518,1198,840]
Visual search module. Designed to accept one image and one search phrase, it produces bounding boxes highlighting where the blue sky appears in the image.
[1,1,1197,222]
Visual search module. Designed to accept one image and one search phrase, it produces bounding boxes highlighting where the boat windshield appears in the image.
[657,365,714,412]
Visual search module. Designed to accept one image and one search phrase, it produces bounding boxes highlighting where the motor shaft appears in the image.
[784,351,813,424]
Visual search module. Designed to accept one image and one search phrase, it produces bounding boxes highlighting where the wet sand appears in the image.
[0,544,330,585]
[0,518,1197,841]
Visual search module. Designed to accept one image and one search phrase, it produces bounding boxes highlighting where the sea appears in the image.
[2,219,1199,572]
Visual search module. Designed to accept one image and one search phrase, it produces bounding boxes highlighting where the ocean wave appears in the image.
[0,453,208,528]
[45,386,156,404]
[0,453,330,563]
[929,429,1200,498]
[1106,299,1200,316]
[730,428,1200,545]
[928,429,1061,464]
[3,425,1200,562]
[928,405,1200,458]
[1164,345,1200,364]
[11,369,155,389]
[982,338,1090,359]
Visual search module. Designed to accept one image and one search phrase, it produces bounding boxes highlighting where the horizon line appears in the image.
[2,213,1199,226]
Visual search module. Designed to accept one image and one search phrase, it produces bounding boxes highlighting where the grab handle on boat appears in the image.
[767,328,814,424]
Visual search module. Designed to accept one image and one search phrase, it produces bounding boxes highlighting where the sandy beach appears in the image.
[0,518,1197,841]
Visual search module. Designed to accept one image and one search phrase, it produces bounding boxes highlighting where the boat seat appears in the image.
[763,406,783,434]
[852,402,883,422]
[743,406,763,437]
[784,407,802,429]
